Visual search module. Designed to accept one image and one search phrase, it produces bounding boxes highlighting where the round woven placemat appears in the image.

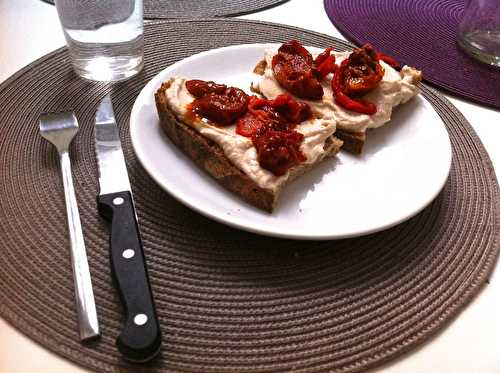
[41,0,290,18]
[0,19,499,373]
[324,0,500,110]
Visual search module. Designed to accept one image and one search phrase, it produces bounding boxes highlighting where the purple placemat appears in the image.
[324,0,500,110]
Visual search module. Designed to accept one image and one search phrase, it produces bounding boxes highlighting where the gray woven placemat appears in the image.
[0,19,499,373]
[41,0,290,18]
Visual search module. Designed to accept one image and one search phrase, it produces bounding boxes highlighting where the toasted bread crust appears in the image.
[155,81,342,212]
[253,58,365,154]
[335,130,365,155]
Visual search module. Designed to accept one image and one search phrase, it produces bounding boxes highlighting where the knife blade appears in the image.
[95,94,161,362]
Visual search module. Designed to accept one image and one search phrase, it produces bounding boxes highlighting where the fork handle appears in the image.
[60,150,100,341]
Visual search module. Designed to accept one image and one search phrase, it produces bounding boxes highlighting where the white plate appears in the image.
[130,44,452,240]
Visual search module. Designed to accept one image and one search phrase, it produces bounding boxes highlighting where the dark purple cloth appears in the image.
[324,0,500,110]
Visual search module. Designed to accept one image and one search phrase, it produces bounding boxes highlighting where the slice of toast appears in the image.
[155,81,343,212]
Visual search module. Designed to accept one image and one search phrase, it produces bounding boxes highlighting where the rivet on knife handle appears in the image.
[98,191,161,362]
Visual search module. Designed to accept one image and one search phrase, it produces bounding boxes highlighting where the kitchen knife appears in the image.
[94,94,161,362]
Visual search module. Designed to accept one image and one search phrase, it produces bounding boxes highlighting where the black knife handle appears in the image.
[98,191,161,363]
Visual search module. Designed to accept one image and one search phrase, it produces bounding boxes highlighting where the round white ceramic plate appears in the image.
[130,44,452,240]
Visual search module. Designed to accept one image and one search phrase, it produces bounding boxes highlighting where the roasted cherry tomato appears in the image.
[313,48,337,79]
[329,44,392,115]
[235,111,265,138]
[271,94,312,124]
[235,94,310,176]
[342,44,384,95]
[252,129,306,177]
[236,94,312,137]
[278,40,314,65]
[188,81,249,125]
[272,40,324,100]
[186,79,227,97]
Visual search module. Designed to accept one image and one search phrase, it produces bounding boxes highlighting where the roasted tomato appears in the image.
[314,48,332,67]
[236,94,312,137]
[331,59,377,115]
[252,129,306,177]
[313,48,337,79]
[186,80,249,125]
[330,44,390,115]
[235,111,266,138]
[186,79,227,97]
[247,97,282,125]
[271,94,312,124]
[272,40,324,100]
[235,94,310,176]
[341,44,384,95]
[236,97,284,137]
[278,39,314,65]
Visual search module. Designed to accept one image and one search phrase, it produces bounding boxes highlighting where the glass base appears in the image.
[72,55,144,82]
[458,32,500,68]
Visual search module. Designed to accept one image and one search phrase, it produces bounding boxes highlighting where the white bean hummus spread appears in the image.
[162,77,337,192]
[254,49,422,133]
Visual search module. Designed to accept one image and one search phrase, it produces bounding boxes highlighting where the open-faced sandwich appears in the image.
[252,40,423,154]
[155,78,343,212]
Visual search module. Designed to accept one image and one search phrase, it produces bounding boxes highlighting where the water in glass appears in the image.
[55,0,144,81]
[458,0,500,67]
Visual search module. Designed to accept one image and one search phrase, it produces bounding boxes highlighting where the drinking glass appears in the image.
[458,0,500,67]
[54,0,144,81]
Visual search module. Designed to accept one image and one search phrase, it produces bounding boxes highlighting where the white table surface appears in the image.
[1,0,499,372]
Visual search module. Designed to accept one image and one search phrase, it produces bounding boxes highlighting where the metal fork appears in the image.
[39,112,100,341]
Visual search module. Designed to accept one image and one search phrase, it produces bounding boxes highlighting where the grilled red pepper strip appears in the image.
[334,90,377,115]
[376,52,400,69]
[332,59,377,115]
[314,50,337,79]
[314,54,337,80]
[314,48,333,66]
